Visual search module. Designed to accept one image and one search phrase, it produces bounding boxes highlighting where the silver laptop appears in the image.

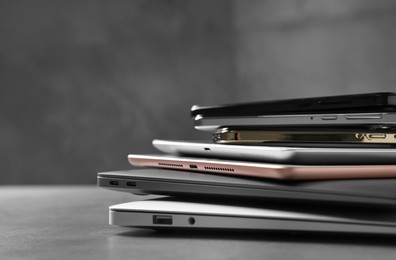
[109,198,396,235]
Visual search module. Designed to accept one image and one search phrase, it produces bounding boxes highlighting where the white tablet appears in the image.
[193,112,396,132]
[152,139,396,165]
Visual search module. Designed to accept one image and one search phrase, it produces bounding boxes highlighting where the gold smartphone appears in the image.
[213,128,396,145]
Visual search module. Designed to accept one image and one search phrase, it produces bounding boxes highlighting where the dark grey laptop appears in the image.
[98,169,396,207]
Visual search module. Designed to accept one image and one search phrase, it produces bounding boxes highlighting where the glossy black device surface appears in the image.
[191,92,396,117]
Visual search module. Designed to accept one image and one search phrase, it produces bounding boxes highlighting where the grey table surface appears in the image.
[1,186,396,260]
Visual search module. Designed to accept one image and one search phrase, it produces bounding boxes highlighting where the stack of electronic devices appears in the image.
[98,92,396,235]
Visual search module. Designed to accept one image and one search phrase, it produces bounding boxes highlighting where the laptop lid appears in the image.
[109,198,396,235]
[98,169,396,207]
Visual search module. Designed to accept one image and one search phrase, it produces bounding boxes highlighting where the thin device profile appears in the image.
[152,139,396,165]
[127,154,396,180]
[191,92,396,117]
[194,112,396,132]
[212,129,396,145]
[110,198,396,235]
[98,169,396,207]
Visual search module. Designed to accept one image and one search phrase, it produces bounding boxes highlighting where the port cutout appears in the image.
[189,164,198,169]
[126,182,136,187]
[109,181,119,186]
[188,217,195,225]
[204,148,211,151]
[153,215,173,225]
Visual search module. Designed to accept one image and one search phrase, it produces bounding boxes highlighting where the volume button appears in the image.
[346,115,382,120]
[321,116,337,120]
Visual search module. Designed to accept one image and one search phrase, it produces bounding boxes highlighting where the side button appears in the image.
[321,116,337,120]
[346,115,382,120]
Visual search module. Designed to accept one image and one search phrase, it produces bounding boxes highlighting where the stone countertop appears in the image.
[1,186,396,260]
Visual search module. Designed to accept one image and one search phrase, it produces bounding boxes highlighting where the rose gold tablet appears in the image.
[128,154,396,180]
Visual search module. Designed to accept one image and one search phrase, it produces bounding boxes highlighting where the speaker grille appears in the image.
[158,162,183,168]
[204,166,235,172]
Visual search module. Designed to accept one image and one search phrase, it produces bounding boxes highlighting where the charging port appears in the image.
[153,215,173,225]
[188,217,195,225]
[189,164,198,169]
[126,182,136,186]
[109,181,119,186]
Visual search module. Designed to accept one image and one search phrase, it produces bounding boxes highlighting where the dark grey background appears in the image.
[2,0,396,184]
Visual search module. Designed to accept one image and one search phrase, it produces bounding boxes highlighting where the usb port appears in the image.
[153,215,173,225]
[126,181,136,187]
[109,181,119,186]
[189,164,198,169]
